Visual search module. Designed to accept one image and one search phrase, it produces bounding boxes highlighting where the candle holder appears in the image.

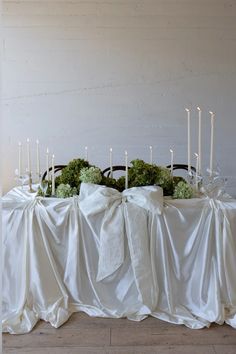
[186,170,195,185]
[200,175,227,200]
[28,171,36,193]
[15,169,29,189]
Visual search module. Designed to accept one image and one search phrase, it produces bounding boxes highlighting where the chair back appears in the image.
[41,165,67,181]
[102,165,129,178]
[166,164,196,173]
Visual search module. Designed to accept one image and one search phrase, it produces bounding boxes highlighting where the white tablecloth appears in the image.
[2,183,236,334]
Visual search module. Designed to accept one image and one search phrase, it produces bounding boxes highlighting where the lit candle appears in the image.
[26,138,31,173]
[209,111,215,177]
[170,149,174,175]
[85,146,88,161]
[149,146,153,164]
[51,154,55,196]
[197,107,202,174]
[46,148,49,180]
[185,108,191,172]
[18,142,22,176]
[109,148,113,178]
[36,139,40,178]
[194,153,199,190]
[125,151,128,189]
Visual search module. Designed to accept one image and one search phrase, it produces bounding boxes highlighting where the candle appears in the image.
[85,146,88,161]
[125,151,128,189]
[197,107,202,174]
[18,142,22,176]
[109,148,113,178]
[209,111,215,177]
[26,138,31,173]
[149,146,153,164]
[51,154,55,196]
[170,149,174,175]
[194,153,199,190]
[36,139,40,178]
[185,108,191,172]
[46,148,49,180]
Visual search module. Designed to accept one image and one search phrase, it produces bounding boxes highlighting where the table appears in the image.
[2,183,236,334]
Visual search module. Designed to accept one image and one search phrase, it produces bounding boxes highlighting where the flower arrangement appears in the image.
[56,184,77,198]
[55,158,90,192]
[79,167,102,184]
[38,157,193,199]
[123,159,174,196]
[173,181,194,199]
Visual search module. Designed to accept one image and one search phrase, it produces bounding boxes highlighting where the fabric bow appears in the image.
[79,183,163,282]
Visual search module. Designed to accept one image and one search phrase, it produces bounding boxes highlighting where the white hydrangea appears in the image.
[79,167,102,184]
[173,181,193,199]
[56,184,77,198]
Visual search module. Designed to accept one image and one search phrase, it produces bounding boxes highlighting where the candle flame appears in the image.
[52,154,55,159]
[194,153,199,158]
[18,142,22,146]
[36,139,39,144]
[85,146,88,150]
[110,148,112,152]
[125,150,128,155]
[185,108,190,112]
[46,148,49,154]
[27,138,30,143]
[209,111,215,116]
[149,145,152,150]
[170,149,173,153]
[197,107,201,111]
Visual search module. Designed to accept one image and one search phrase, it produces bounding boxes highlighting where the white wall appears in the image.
[2,0,236,194]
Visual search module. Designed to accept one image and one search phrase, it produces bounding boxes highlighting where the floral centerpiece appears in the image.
[38,158,193,199]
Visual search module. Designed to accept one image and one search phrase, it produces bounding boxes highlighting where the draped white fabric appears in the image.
[2,183,236,334]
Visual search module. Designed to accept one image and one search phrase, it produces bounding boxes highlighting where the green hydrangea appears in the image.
[173,181,193,199]
[128,159,159,188]
[125,159,174,195]
[79,167,102,184]
[56,158,90,190]
[155,167,173,195]
[56,183,77,198]
[101,175,120,190]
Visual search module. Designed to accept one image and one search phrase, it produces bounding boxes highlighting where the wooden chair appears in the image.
[102,165,129,178]
[166,164,196,173]
[41,165,67,181]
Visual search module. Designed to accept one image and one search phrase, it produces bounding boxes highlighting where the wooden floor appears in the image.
[3,312,236,354]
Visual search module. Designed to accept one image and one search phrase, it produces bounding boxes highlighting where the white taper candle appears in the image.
[194,153,199,189]
[197,107,202,174]
[170,149,174,175]
[149,146,153,164]
[36,139,40,177]
[125,151,128,190]
[46,148,49,180]
[26,138,31,173]
[18,142,22,176]
[209,111,215,177]
[51,154,55,195]
[85,146,88,161]
[109,148,113,178]
[185,108,191,172]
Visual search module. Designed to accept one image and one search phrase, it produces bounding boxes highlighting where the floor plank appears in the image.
[33,312,174,330]
[214,345,236,354]
[3,327,110,348]
[3,312,236,354]
[110,325,236,346]
[3,345,217,354]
